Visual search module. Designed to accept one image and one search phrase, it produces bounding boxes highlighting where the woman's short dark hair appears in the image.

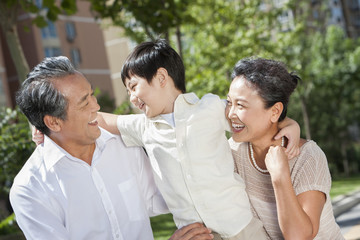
[231,57,300,121]
[121,39,186,93]
[16,56,76,136]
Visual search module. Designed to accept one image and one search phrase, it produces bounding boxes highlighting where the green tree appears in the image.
[273,1,360,175]
[0,0,76,83]
[88,0,196,58]
[182,0,279,98]
[0,108,34,196]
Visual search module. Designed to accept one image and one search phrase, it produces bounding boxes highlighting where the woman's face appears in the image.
[225,76,273,143]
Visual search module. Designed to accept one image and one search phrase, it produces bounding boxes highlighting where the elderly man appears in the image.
[10,56,169,239]
[11,56,212,240]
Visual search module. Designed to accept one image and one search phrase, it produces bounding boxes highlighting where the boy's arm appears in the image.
[97,112,120,135]
[275,117,300,159]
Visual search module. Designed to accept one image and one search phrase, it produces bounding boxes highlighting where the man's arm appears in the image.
[97,112,120,135]
[10,185,68,240]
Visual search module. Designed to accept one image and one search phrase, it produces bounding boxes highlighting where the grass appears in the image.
[151,175,360,239]
[330,176,360,199]
[150,214,176,240]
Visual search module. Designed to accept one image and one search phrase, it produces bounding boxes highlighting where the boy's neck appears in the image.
[163,89,182,114]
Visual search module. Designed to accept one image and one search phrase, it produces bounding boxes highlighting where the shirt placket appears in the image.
[175,101,205,223]
[91,167,124,240]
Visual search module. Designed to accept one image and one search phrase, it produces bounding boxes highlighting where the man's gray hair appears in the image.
[16,56,77,135]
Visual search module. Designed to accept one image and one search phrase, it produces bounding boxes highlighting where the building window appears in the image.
[41,21,57,39]
[44,47,62,57]
[35,0,42,8]
[70,48,81,68]
[65,22,76,42]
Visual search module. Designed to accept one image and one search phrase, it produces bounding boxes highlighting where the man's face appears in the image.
[54,72,101,147]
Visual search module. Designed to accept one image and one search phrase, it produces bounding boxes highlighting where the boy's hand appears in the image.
[275,117,300,159]
[32,126,44,145]
[169,223,214,240]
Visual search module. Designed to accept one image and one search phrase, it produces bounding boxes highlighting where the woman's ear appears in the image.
[270,102,284,123]
[43,115,62,133]
[156,68,169,87]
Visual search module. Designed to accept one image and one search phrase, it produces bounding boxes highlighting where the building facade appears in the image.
[0,1,131,108]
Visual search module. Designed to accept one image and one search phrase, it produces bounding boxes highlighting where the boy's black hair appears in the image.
[121,39,186,93]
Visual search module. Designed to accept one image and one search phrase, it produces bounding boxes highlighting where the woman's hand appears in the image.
[265,146,290,182]
[31,126,44,145]
[169,223,213,240]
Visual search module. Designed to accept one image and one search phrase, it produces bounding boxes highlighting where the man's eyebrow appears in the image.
[78,86,94,105]
[78,92,89,105]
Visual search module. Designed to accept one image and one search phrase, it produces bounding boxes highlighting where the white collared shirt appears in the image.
[117,93,252,237]
[10,128,168,240]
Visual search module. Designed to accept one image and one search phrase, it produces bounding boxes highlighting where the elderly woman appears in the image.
[226,58,343,239]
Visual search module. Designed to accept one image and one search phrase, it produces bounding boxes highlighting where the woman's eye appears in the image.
[237,102,244,108]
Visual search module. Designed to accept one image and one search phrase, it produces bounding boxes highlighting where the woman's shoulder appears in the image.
[293,139,328,170]
[299,139,326,157]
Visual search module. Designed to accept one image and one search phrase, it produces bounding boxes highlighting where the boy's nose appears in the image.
[129,93,138,106]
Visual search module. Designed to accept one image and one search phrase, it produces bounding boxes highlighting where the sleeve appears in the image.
[292,142,332,196]
[204,93,230,132]
[9,184,68,240]
[220,98,231,132]
[117,114,146,147]
[135,147,169,216]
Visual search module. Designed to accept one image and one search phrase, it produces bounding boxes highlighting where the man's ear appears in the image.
[43,115,62,132]
[270,102,283,123]
[156,68,169,87]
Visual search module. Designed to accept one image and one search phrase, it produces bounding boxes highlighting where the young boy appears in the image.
[97,39,300,239]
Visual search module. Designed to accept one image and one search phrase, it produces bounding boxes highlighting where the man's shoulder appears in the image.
[11,147,45,190]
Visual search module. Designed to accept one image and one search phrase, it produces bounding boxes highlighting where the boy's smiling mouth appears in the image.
[138,101,145,110]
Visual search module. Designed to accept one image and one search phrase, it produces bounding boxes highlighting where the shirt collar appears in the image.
[148,92,200,124]
[43,128,115,171]
[181,92,199,105]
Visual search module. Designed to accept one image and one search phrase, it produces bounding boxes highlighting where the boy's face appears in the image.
[125,75,167,118]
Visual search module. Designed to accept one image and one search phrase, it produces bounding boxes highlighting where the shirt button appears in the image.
[187,174,191,179]
[108,210,112,214]
[116,233,119,238]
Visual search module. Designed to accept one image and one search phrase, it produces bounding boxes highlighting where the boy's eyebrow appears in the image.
[126,79,134,88]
